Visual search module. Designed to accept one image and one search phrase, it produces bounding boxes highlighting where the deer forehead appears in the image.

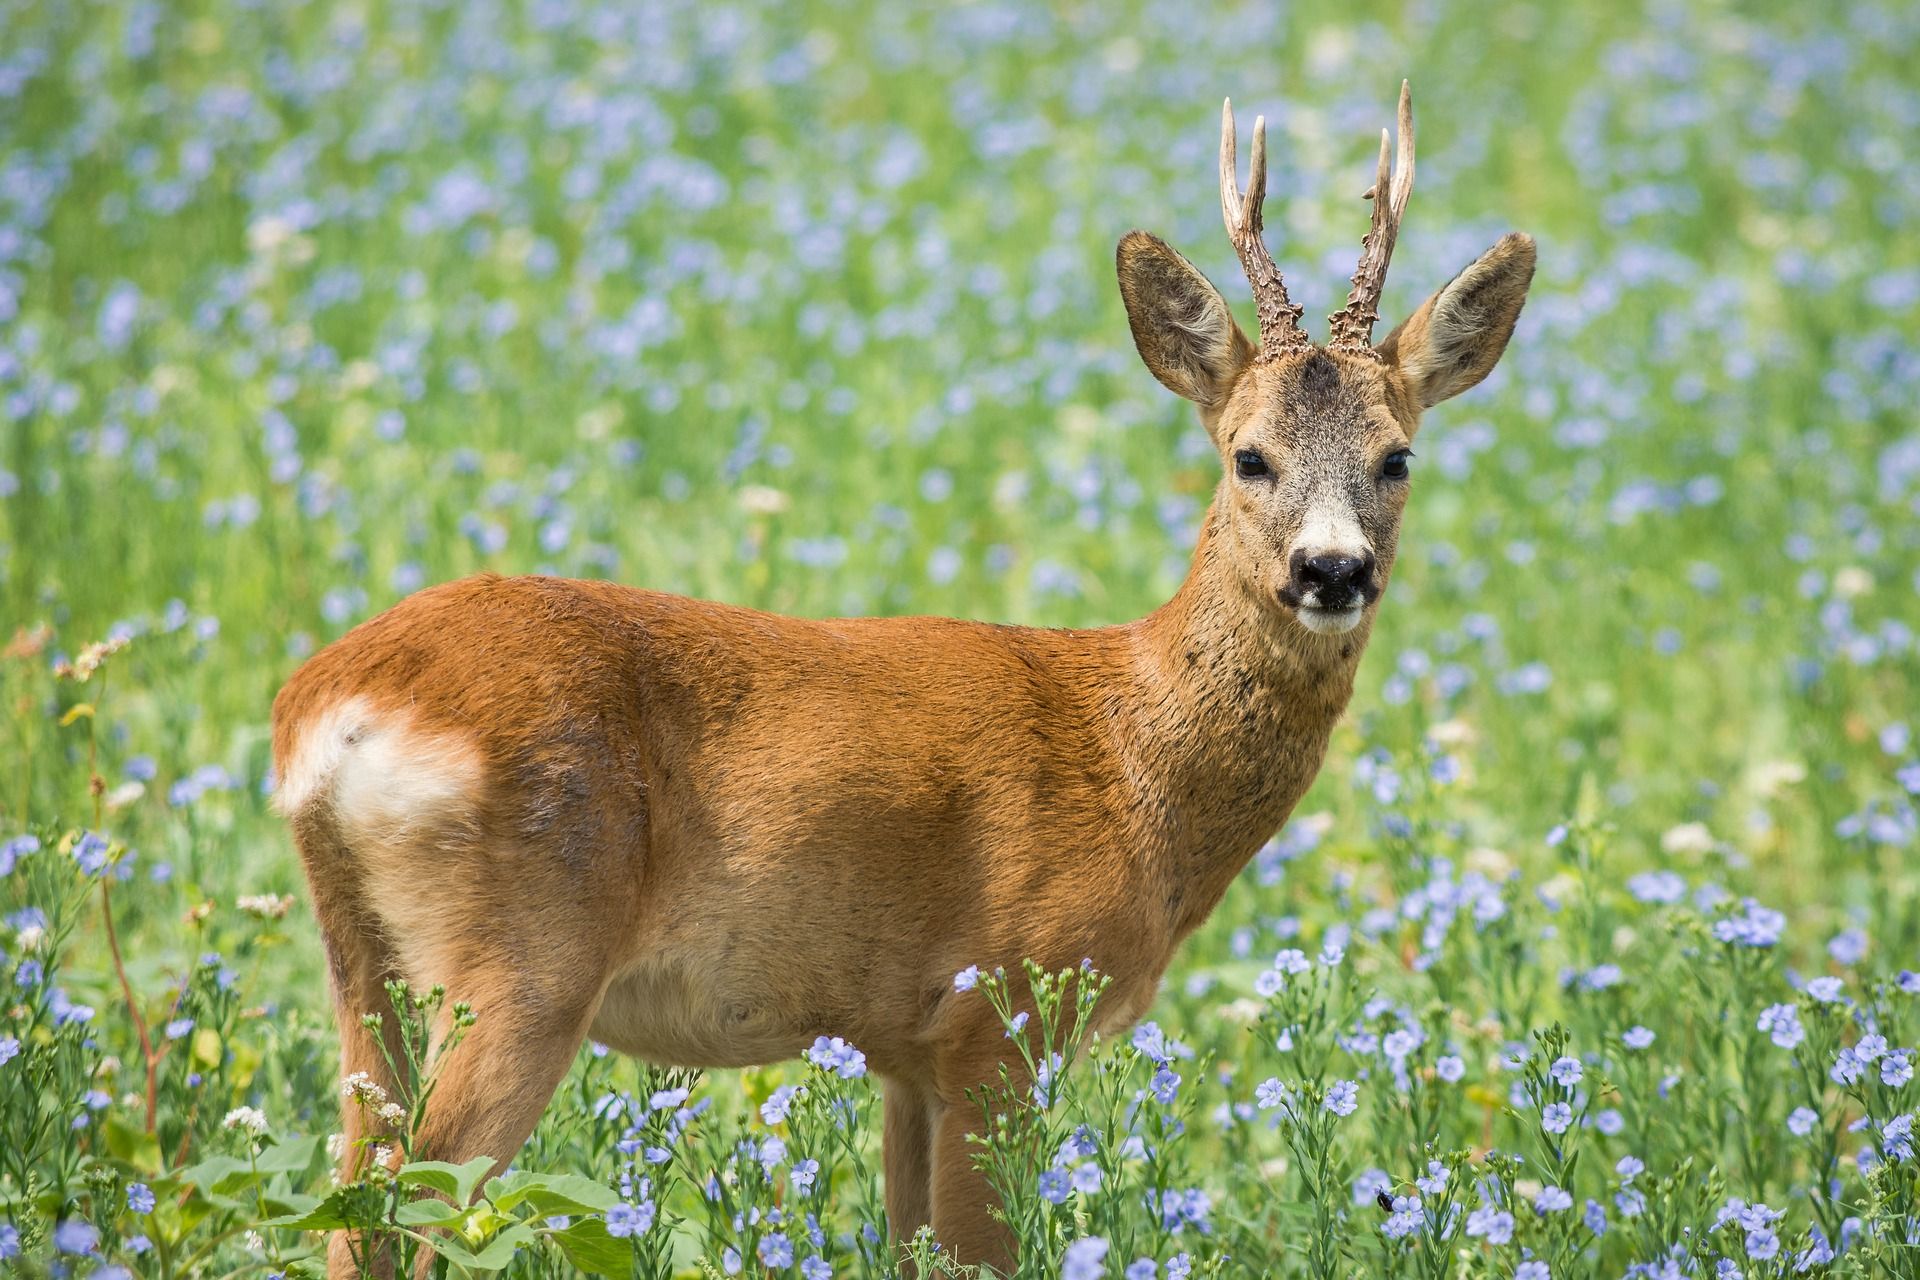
[1222,350,1413,459]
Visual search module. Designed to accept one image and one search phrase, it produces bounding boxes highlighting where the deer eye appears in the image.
[1234,449,1270,479]
[1380,449,1413,480]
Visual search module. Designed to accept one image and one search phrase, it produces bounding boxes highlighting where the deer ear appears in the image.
[1117,230,1255,409]
[1378,232,1536,410]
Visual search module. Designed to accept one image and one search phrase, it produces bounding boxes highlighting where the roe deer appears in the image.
[273,82,1534,1276]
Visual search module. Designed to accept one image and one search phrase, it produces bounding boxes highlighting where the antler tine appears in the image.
[1328,80,1416,354]
[1219,98,1308,360]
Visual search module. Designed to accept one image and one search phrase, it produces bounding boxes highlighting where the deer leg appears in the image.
[373,960,603,1280]
[883,1079,936,1247]
[929,1100,1014,1276]
[319,921,409,1280]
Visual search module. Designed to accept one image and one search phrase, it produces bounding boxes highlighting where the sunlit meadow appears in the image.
[3,0,1919,1276]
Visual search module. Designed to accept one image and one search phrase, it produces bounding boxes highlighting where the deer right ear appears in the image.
[1117,230,1255,410]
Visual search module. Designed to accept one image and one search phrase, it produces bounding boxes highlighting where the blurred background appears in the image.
[2,0,1918,1008]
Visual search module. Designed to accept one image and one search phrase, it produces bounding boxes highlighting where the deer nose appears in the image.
[1292,550,1375,602]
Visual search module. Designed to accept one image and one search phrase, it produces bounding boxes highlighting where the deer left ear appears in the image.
[1378,232,1536,409]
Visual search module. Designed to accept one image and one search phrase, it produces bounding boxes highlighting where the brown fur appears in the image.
[275,157,1533,1278]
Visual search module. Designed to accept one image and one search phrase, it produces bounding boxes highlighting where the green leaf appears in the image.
[103,1116,163,1173]
[548,1218,633,1275]
[254,1133,323,1177]
[434,1222,536,1272]
[259,1189,356,1232]
[395,1198,469,1227]
[398,1156,497,1207]
[485,1171,620,1216]
[261,1191,323,1219]
[171,1154,252,1201]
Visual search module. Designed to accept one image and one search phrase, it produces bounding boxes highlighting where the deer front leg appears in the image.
[882,1078,935,1245]
[929,1100,1014,1276]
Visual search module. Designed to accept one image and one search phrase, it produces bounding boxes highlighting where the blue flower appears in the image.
[1832,1047,1866,1084]
[1436,1055,1465,1081]
[1884,1051,1914,1088]
[1149,1066,1181,1104]
[1352,1168,1392,1206]
[0,833,39,875]
[1038,1169,1070,1204]
[54,1220,100,1254]
[1756,1003,1803,1049]
[1126,1260,1157,1280]
[1550,1055,1583,1087]
[805,1036,867,1079]
[73,831,110,875]
[1466,1206,1514,1244]
[790,1159,819,1193]
[953,965,979,992]
[1883,1114,1914,1160]
[1829,928,1869,965]
[1516,1262,1549,1280]
[1062,1237,1108,1280]
[1713,900,1786,947]
[1788,1106,1819,1136]
[127,1182,155,1214]
[604,1200,653,1238]
[1535,1186,1573,1213]
[1324,1079,1359,1116]
[0,1036,19,1065]
[1382,1195,1423,1239]
[1542,1102,1574,1134]
[758,1233,794,1268]
[760,1084,803,1125]
[801,1259,831,1280]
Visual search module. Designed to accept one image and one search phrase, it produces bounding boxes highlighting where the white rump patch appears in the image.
[276,696,482,841]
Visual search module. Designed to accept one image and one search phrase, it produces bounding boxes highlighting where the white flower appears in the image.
[222,1106,269,1136]
[1660,822,1715,855]
[737,485,790,515]
[340,1072,388,1105]
[237,893,295,920]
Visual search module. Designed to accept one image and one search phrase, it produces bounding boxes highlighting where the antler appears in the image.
[1327,81,1415,354]
[1219,99,1310,360]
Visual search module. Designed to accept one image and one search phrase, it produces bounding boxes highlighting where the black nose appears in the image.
[1292,550,1375,600]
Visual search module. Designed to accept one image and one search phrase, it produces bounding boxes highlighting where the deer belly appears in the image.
[587,949,816,1070]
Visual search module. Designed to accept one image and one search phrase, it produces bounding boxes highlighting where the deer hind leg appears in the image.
[286,811,410,1279]
[360,869,612,1280]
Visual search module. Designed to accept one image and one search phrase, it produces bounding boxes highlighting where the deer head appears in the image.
[1118,83,1535,637]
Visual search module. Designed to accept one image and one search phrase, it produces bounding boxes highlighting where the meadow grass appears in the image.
[2,0,1919,1275]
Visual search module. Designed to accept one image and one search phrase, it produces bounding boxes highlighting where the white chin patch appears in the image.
[1295,605,1365,636]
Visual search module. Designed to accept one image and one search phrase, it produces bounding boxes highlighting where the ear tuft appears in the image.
[1116,231,1255,409]
[1379,232,1535,409]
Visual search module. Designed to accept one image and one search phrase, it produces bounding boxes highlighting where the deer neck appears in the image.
[1123,499,1372,935]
